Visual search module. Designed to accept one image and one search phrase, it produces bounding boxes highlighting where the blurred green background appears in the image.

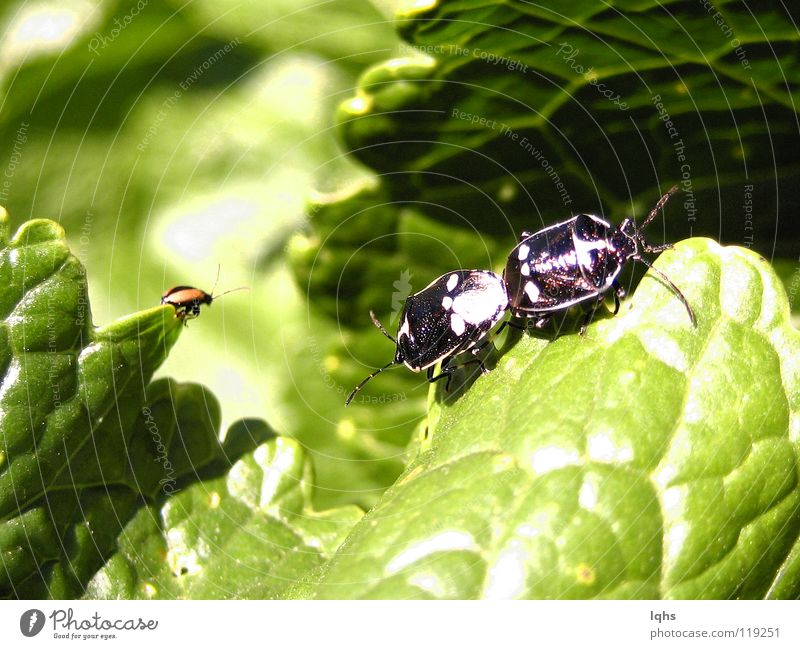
[0,0,421,511]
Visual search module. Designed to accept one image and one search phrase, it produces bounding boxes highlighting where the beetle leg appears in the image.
[428,370,455,392]
[495,316,526,336]
[531,315,552,330]
[428,358,488,392]
[461,355,490,374]
[579,298,604,336]
[428,357,454,390]
[642,242,673,254]
[612,280,626,315]
[470,337,495,357]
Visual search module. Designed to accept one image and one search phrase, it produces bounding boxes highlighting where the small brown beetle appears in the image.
[161,268,247,321]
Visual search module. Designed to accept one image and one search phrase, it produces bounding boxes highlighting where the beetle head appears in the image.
[615,218,640,259]
[619,186,697,327]
[621,185,679,255]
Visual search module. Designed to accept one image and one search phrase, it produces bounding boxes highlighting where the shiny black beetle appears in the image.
[503,186,695,330]
[345,269,509,406]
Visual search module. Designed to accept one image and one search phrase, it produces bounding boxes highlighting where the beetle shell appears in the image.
[504,214,636,317]
[395,270,508,371]
[161,286,213,318]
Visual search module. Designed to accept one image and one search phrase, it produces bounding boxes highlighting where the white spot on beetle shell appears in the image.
[441,296,453,310]
[524,281,540,302]
[451,275,508,325]
[574,235,607,270]
[450,313,466,335]
[517,244,530,260]
[520,263,530,276]
[398,317,411,339]
[446,273,459,292]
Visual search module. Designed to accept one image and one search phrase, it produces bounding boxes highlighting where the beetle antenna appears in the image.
[209,264,222,296]
[212,286,250,301]
[639,185,679,232]
[370,310,397,344]
[635,256,697,327]
[345,361,398,407]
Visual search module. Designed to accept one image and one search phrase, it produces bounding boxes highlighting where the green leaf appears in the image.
[304,239,800,599]
[0,0,237,130]
[84,436,363,599]
[2,376,274,598]
[293,0,800,326]
[2,486,142,599]
[0,209,183,521]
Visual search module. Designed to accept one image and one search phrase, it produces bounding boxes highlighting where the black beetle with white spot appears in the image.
[345,270,509,406]
[503,186,696,332]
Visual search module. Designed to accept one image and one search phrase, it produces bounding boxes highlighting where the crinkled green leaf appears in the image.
[305,239,800,599]
[2,376,274,598]
[3,486,141,599]
[0,210,183,520]
[292,0,800,326]
[85,436,363,599]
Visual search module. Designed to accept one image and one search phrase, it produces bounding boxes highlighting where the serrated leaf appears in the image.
[0,1,413,513]
[84,437,363,599]
[304,239,800,599]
